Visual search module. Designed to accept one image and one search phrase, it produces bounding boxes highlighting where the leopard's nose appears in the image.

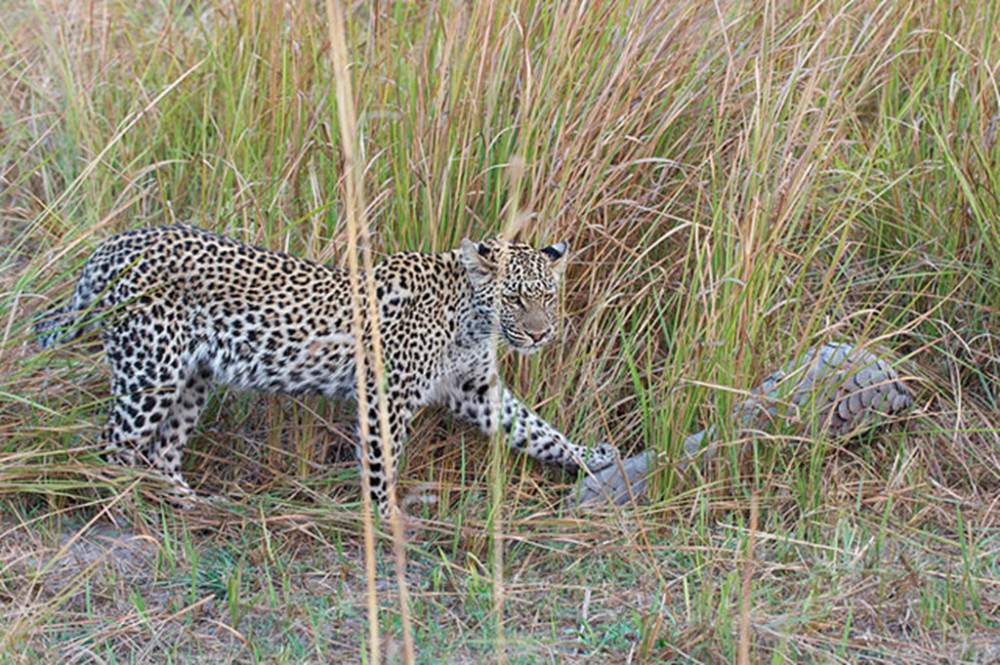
[527,329,548,343]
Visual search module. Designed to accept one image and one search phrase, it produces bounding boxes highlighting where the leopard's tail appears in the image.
[34,293,103,349]
[33,302,80,349]
[34,262,108,349]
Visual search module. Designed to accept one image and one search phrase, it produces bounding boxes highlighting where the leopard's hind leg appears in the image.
[151,365,212,494]
[101,309,193,498]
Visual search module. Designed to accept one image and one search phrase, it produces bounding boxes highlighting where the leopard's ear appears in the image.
[460,238,498,283]
[541,241,569,278]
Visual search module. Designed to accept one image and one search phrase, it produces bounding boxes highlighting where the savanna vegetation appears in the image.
[1,0,998,662]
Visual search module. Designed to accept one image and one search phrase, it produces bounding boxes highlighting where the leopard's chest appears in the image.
[432,340,494,385]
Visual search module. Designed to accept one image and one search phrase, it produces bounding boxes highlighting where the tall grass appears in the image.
[1,0,998,662]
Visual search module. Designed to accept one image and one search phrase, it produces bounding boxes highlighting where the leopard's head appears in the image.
[460,237,569,354]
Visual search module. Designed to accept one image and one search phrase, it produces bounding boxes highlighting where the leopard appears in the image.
[34,224,618,517]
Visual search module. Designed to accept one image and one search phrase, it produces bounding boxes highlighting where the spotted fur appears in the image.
[35,225,617,515]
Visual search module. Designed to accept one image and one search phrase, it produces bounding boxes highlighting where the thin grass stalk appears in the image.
[487,155,529,665]
[738,491,758,665]
[322,1,380,662]
[327,0,416,665]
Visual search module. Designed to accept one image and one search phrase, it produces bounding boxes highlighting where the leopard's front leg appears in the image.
[443,367,617,474]
[356,380,413,520]
[498,386,617,473]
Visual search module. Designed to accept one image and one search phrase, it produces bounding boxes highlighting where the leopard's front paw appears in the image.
[582,442,619,474]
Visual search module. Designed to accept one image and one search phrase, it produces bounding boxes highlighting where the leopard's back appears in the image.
[83,225,343,310]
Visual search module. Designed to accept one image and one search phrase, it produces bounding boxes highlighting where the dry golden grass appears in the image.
[1,0,998,662]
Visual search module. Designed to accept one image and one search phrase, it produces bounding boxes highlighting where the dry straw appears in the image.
[323,1,416,662]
